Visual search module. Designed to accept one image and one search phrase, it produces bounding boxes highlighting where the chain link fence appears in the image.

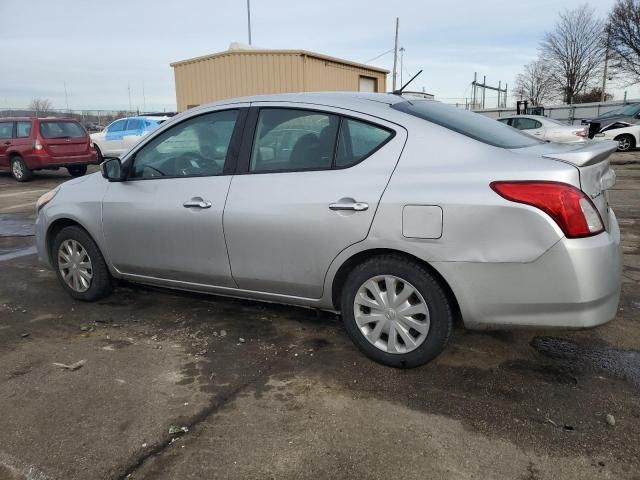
[0,108,173,132]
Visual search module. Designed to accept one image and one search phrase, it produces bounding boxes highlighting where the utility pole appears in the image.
[64,81,69,111]
[142,81,146,113]
[399,47,405,86]
[482,75,486,109]
[601,25,610,102]
[128,83,132,113]
[247,0,252,45]
[392,17,399,91]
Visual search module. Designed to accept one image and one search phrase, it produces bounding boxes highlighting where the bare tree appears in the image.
[608,0,640,85]
[29,98,54,116]
[514,60,553,106]
[541,5,605,104]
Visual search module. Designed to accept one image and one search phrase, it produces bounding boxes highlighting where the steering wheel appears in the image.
[175,152,209,175]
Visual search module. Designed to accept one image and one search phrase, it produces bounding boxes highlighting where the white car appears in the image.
[497,115,588,143]
[91,115,170,159]
[593,121,639,152]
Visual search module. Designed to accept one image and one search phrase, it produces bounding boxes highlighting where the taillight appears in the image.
[33,138,45,153]
[89,137,94,147]
[490,181,604,238]
[574,129,587,137]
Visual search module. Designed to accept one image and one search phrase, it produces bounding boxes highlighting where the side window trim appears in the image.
[123,107,248,181]
[235,106,396,175]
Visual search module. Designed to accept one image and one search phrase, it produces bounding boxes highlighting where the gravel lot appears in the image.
[0,152,639,480]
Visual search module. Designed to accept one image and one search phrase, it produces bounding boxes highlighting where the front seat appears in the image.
[289,133,320,169]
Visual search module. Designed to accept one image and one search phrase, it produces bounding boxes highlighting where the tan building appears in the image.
[170,47,389,111]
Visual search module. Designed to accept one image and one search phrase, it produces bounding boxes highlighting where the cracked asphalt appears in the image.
[0,154,639,480]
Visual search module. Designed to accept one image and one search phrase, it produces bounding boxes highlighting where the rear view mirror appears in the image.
[100,158,123,181]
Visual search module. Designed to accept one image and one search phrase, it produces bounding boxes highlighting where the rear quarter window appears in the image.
[392,101,542,149]
[0,122,13,139]
[39,121,86,139]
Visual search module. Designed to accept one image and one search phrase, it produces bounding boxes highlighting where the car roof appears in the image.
[191,92,408,112]
[0,117,79,122]
[498,115,547,120]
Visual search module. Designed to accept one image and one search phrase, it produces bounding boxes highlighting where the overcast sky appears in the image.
[1,0,637,111]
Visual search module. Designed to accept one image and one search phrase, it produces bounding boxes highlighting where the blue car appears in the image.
[91,115,170,159]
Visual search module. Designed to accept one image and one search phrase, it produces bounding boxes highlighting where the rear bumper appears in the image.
[24,153,99,170]
[433,208,622,330]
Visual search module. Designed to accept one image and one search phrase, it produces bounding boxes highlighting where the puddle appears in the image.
[0,214,34,237]
[0,246,37,262]
[531,336,640,388]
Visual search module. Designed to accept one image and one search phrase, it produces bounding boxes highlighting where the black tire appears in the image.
[10,156,33,182]
[67,165,88,177]
[614,134,635,152]
[340,254,453,368]
[94,145,103,163]
[52,226,113,301]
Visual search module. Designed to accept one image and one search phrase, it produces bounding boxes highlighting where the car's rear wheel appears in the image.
[67,165,88,177]
[615,134,635,152]
[10,156,32,182]
[94,145,103,163]
[52,226,113,301]
[340,255,453,368]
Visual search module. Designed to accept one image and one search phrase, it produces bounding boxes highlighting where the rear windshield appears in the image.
[39,121,86,139]
[600,103,640,118]
[392,100,543,149]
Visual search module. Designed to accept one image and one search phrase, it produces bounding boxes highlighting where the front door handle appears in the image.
[329,201,369,211]
[183,199,212,209]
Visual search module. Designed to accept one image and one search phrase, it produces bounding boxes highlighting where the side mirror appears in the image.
[100,158,123,181]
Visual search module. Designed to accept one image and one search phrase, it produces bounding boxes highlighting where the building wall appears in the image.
[173,51,387,111]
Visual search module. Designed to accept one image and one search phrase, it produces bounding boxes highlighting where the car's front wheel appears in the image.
[340,255,453,368]
[67,165,88,177]
[52,226,113,301]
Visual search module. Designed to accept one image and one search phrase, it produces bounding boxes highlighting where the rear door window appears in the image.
[16,121,32,138]
[0,122,13,139]
[512,118,541,130]
[250,109,339,172]
[392,100,542,148]
[126,119,143,131]
[39,121,85,138]
[335,118,392,168]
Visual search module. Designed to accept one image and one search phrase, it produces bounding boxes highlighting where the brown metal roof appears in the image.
[170,49,389,74]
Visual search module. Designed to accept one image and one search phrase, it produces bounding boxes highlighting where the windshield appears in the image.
[600,103,640,118]
[393,101,542,148]
[39,121,86,139]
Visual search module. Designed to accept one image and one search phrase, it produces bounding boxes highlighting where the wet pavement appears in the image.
[0,156,639,480]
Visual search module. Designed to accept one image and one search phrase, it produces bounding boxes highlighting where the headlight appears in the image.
[36,188,59,213]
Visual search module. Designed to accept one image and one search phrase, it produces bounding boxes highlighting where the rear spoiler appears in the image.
[542,141,618,167]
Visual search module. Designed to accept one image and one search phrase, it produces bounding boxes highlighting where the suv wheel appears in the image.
[11,156,32,182]
[67,165,88,177]
[340,255,453,368]
[52,226,113,301]
[94,145,103,163]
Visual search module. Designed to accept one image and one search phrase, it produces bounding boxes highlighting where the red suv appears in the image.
[0,117,98,182]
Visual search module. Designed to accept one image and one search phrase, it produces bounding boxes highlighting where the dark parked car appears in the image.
[582,103,640,129]
[0,117,98,182]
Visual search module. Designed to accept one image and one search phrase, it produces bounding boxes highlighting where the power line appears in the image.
[363,48,394,64]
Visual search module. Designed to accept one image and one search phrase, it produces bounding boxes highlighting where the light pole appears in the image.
[399,47,405,87]
[247,0,252,45]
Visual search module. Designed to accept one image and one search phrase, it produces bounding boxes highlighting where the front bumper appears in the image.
[433,208,622,330]
[35,211,51,267]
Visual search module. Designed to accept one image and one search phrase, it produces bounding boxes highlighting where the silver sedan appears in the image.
[34,93,622,367]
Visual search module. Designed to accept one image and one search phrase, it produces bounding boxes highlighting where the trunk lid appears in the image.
[39,120,91,158]
[514,140,618,230]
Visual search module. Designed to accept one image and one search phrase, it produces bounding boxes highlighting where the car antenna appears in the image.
[393,69,423,95]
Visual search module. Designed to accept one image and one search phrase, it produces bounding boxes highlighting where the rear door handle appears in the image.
[329,201,369,211]
[183,200,212,209]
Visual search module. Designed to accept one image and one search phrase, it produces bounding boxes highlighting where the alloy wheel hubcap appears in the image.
[353,275,430,354]
[12,161,23,178]
[58,239,93,292]
[619,138,630,150]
